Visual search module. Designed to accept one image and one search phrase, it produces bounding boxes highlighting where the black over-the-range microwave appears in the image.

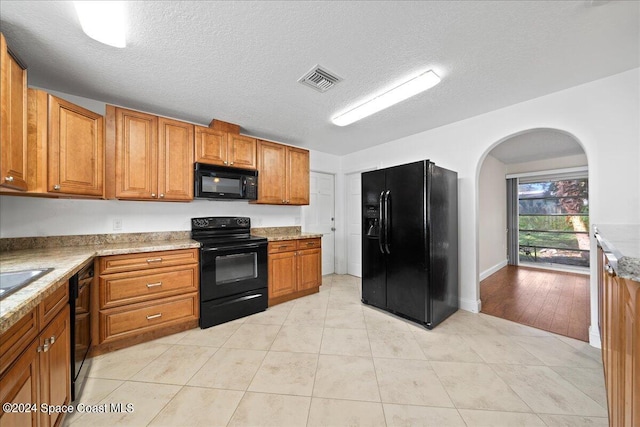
[194,163,258,200]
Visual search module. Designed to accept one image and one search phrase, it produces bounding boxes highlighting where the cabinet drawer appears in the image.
[99,249,198,275]
[297,238,321,250]
[100,266,198,309]
[268,241,297,254]
[99,293,198,343]
[39,283,69,328]
[0,308,38,376]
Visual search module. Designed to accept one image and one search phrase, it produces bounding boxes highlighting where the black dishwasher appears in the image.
[69,261,93,401]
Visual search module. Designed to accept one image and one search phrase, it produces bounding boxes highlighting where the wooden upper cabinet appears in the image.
[48,95,104,196]
[255,140,287,204]
[114,107,158,199]
[0,32,28,192]
[108,105,193,201]
[228,134,257,169]
[254,140,309,205]
[194,126,227,165]
[158,117,193,201]
[287,146,310,205]
[27,89,105,198]
[194,126,256,170]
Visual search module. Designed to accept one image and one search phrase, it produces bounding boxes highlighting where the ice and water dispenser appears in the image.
[364,205,379,237]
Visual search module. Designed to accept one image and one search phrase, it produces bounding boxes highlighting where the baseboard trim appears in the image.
[480,259,508,281]
[589,325,602,349]
[459,297,481,313]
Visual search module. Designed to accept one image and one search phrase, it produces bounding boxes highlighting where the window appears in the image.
[518,177,589,268]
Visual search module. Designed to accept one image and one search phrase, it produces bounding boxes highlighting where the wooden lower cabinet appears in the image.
[268,238,321,306]
[0,288,71,427]
[92,248,199,354]
[599,246,639,426]
[38,305,70,427]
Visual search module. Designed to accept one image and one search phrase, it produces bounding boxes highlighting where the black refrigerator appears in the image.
[361,160,458,329]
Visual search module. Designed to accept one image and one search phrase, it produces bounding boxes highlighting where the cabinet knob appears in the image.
[230,161,234,165]
[53,184,61,190]
[282,199,286,204]
[151,193,156,198]
[224,161,228,165]
[605,264,616,277]
[5,176,14,182]
[159,193,165,198]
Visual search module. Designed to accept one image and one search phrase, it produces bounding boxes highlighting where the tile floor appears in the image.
[64,274,608,427]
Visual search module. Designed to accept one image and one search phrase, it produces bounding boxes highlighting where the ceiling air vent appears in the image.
[298,65,342,93]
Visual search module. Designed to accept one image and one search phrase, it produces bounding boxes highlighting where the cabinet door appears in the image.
[297,248,321,291]
[256,140,286,204]
[115,108,158,199]
[228,134,256,170]
[268,251,297,299]
[0,33,28,191]
[38,305,70,427]
[48,95,104,196]
[158,117,193,201]
[0,340,38,427]
[286,146,310,205]
[194,126,227,166]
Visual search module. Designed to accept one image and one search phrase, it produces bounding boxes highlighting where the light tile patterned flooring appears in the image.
[64,275,608,426]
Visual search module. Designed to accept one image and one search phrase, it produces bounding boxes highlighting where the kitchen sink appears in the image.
[0,268,54,300]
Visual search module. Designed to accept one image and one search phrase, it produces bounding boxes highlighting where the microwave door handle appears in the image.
[242,177,247,197]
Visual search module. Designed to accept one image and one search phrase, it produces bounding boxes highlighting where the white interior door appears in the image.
[302,172,335,275]
[346,173,362,277]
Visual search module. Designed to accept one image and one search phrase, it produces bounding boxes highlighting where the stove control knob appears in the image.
[194,218,209,228]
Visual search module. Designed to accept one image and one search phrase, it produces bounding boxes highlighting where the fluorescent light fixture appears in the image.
[74,1,127,48]
[332,70,441,126]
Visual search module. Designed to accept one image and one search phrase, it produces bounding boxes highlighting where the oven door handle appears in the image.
[201,244,261,252]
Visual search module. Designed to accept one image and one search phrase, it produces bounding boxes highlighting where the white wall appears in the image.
[478,154,507,279]
[339,68,640,348]
[506,153,588,175]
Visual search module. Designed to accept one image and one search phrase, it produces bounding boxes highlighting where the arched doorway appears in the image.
[477,128,591,341]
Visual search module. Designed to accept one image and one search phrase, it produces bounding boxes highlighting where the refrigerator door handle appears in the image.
[384,190,391,254]
[378,191,385,254]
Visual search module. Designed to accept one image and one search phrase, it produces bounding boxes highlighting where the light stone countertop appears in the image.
[251,226,323,241]
[594,224,640,282]
[0,236,200,334]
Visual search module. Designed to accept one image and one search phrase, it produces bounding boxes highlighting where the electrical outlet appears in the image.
[113,218,123,231]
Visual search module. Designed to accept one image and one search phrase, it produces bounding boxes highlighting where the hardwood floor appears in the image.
[480,265,590,342]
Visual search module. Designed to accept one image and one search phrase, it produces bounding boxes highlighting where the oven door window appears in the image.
[215,252,257,284]
[202,175,242,196]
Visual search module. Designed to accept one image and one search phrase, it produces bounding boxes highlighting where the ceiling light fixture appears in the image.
[74,1,127,48]
[331,70,441,127]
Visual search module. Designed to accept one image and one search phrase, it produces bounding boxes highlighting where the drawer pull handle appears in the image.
[146,282,163,288]
[146,313,162,320]
[279,245,289,249]
[146,258,163,263]
[306,242,315,246]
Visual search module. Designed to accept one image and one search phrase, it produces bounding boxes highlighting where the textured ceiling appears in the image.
[0,1,638,156]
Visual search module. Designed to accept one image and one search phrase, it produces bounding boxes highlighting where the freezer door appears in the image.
[361,169,386,308]
[385,161,429,323]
